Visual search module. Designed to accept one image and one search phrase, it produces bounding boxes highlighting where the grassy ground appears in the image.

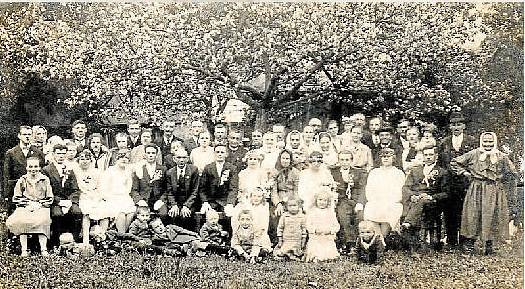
[0,242,522,289]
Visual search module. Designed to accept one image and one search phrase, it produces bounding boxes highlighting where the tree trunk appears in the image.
[255,108,269,132]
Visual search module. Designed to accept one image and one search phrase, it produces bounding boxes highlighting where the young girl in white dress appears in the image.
[304,188,340,262]
[99,151,136,233]
[6,157,53,256]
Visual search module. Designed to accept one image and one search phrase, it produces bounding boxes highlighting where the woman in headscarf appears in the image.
[451,132,518,254]
[318,132,339,169]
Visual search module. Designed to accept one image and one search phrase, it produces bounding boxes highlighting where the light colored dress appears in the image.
[190,146,215,173]
[99,166,136,218]
[238,168,268,204]
[305,207,340,262]
[363,166,405,231]
[76,167,110,220]
[297,166,335,211]
[6,173,53,238]
[231,202,272,252]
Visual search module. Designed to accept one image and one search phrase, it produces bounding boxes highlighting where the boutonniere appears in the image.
[423,170,439,187]
[220,169,230,185]
[83,176,92,184]
[150,170,163,183]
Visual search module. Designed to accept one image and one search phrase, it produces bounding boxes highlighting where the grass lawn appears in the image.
[0,242,522,289]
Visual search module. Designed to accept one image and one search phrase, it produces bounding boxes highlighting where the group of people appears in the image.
[2,112,519,263]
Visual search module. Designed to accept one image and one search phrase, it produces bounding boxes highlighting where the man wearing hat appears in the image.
[438,111,477,248]
[371,124,403,168]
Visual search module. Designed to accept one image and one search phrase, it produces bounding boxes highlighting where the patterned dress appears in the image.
[6,173,53,237]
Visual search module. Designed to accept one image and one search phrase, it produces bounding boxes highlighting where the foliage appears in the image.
[0,3,522,129]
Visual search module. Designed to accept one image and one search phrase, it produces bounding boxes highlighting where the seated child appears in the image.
[57,232,95,257]
[6,157,53,257]
[231,210,269,263]
[128,206,153,243]
[195,210,230,256]
[355,220,385,264]
[273,198,307,260]
[304,188,340,262]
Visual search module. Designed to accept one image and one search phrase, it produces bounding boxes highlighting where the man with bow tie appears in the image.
[330,150,368,253]
[438,112,476,248]
[165,148,199,230]
[401,146,449,252]
[42,144,82,246]
[362,116,382,149]
[3,126,45,213]
[130,144,168,221]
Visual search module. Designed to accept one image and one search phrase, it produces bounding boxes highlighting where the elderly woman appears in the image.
[363,148,405,239]
[451,132,518,254]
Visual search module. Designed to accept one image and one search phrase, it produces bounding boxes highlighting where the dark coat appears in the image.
[401,164,449,217]
[3,145,45,198]
[330,166,368,205]
[130,164,168,207]
[199,161,238,210]
[166,164,200,209]
[371,142,403,168]
[42,162,81,217]
[438,134,477,169]
[226,146,248,171]
[154,134,183,158]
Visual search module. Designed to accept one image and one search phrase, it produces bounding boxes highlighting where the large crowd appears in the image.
[2,112,519,263]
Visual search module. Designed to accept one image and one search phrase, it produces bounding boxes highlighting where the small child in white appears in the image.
[273,198,307,260]
[355,220,385,264]
[304,188,340,262]
[6,157,53,257]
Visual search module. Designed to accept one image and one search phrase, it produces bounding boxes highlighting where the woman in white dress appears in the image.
[190,131,215,174]
[297,151,335,212]
[75,150,110,244]
[99,150,136,233]
[238,150,268,205]
[363,148,405,238]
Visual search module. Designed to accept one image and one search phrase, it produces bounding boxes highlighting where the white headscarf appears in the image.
[478,132,500,164]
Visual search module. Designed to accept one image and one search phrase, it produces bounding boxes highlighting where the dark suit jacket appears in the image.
[3,145,45,197]
[130,164,168,206]
[401,164,449,216]
[438,134,477,169]
[330,166,368,205]
[226,146,248,171]
[371,143,403,168]
[154,134,184,158]
[166,164,200,209]
[163,154,176,171]
[42,162,81,216]
[127,135,141,149]
[183,137,199,154]
[199,161,238,210]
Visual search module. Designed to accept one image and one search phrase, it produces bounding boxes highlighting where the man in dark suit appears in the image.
[199,145,238,232]
[401,146,449,251]
[130,144,168,221]
[71,120,88,153]
[165,148,200,230]
[226,130,247,171]
[330,150,368,252]
[362,116,382,149]
[3,125,45,213]
[183,120,204,153]
[42,144,82,246]
[438,112,477,248]
[212,123,228,147]
[199,144,238,213]
[155,120,183,158]
[371,125,403,169]
[126,118,142,149]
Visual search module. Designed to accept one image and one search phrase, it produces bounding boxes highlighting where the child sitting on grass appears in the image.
[194,210,230,256]
[304,188,340,262]
[231,210,269,263]
[273,198,307,260]
[355,220,385,264]
[6,157,53,257]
